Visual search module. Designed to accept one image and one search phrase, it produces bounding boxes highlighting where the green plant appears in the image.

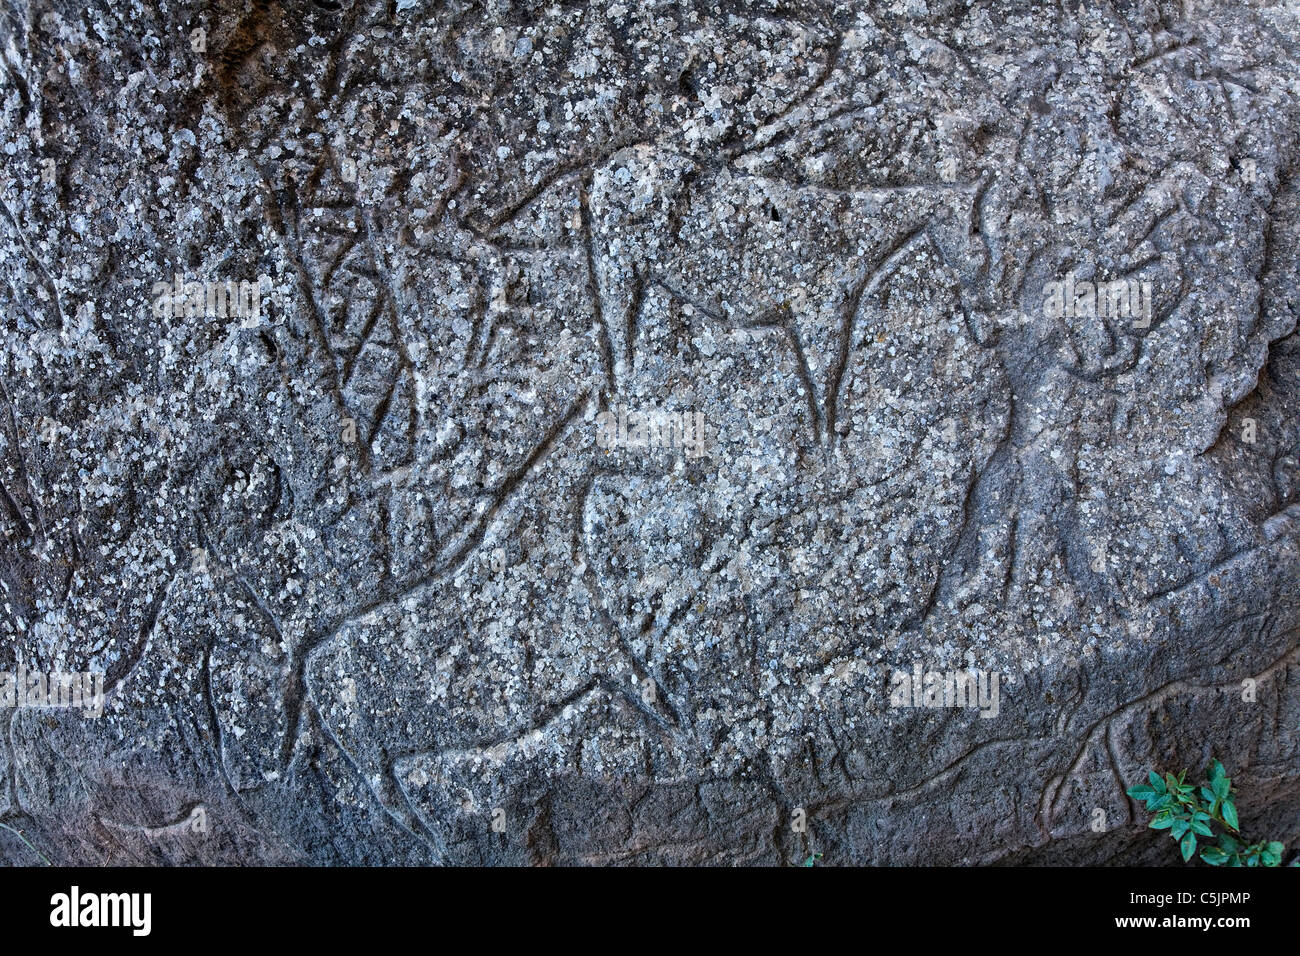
[1126,760,1287,866]
[0,821,51,866]
[802,852,822,867]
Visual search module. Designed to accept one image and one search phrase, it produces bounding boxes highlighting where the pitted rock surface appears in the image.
[1,0,1298,864]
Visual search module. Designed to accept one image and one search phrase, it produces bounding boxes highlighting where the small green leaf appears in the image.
[1127,785,1155,800]
[1212,776,1230,799]
[1151,794,1172,811]
[1171,820,1189,839]
[1180,832,1196,862]
[1221,801,1239,832]
[1200,846,1229,866]
[1165,773,1180,793]
[1200,786,1216,803]
[1150,813,1174,830]
[1210,759,1225,782]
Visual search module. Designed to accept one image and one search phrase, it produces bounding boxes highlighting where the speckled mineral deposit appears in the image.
[0,0,1297,864]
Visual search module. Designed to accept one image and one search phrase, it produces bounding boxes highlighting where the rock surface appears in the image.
[0,0,1298,865]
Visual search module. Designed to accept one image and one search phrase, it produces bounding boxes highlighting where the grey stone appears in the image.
[0,0,1297,865]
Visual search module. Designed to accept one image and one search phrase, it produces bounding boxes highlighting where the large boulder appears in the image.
[0,0,1296,865]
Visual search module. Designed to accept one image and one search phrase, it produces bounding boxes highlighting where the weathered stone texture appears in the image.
[0,0,1297,864]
